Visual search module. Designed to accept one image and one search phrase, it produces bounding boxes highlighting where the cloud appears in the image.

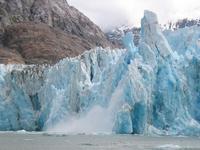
[68,0,200,31]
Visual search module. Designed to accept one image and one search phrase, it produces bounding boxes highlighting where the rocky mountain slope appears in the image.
[0,0,113,64]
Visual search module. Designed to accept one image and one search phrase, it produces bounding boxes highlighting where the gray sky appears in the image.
[68,0,200,31]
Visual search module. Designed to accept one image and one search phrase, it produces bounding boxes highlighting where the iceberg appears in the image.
[0,10,200,136]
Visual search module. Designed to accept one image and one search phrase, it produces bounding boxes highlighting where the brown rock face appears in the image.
[0,0,113,64]
[0,48,24,64]
[3,22,95,64]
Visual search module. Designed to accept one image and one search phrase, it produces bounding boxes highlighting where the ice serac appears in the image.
[138,10,200,136]
[164,24,200,125]
[141,10,172,58]
[0,10,200,136]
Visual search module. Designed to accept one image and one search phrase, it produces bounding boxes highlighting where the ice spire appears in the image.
[141,10,172,58]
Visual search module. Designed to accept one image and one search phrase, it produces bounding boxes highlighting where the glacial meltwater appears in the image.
[0,132,200,150]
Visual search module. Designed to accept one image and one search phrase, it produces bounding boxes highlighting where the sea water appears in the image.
[0,132,200,150]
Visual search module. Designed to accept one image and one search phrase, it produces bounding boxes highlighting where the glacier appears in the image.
[0,10,200,136]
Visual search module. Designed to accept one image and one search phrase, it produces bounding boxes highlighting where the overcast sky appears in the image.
[68,0,200,31]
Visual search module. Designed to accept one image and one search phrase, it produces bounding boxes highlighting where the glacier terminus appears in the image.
[0,10,200,136]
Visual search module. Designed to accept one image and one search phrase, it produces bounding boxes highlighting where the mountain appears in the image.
[0,11,199,136]
[106,26,140,48]
[0,0,113,64]
[163,18,200,30]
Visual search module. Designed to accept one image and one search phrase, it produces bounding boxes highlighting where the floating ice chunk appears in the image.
[156,144,181,149]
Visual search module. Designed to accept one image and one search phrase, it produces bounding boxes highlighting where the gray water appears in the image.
[0,132,200,150]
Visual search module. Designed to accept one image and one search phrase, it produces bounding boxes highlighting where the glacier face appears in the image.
[0,10,200,136]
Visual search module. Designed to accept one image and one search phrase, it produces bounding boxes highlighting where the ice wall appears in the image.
[0,10,200,136]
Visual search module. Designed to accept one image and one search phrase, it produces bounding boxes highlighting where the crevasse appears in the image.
[0,10,200,136]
